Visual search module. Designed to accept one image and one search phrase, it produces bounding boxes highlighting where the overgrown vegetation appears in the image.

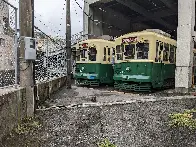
[97,139,116,147]
[169,109,196,130]
[13,117,42,135]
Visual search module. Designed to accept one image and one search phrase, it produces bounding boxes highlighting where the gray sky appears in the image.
[9,0,84,37]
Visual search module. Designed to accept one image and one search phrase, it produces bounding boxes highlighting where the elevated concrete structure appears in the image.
[84,0,178,39]
[176,0,195,92]
[83,0,195,92]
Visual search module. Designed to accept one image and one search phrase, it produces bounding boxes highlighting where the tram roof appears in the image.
[115,30,176,44]
[78,39,115,44]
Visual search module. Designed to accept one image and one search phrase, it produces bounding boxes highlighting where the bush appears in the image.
[169,109,196,130]
[97,139,116,147]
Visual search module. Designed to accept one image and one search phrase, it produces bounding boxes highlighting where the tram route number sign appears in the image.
[122,37,137,43]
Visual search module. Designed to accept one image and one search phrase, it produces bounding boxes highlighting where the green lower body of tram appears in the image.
[113,62,175,92]
[74,63,114,86]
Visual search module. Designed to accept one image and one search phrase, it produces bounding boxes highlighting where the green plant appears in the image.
[14,117,42,135]
[98,139,116,147]
[168,109,196,130]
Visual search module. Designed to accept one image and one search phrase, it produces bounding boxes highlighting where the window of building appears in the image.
[136,42,149,59]
[163,43,169,61]
[169,45,175,63]
[124,44,135,59]
[89,47,97,61]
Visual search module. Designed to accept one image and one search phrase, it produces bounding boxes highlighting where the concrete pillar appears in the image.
[92,7,103,37]
[176,0,195,92]
[83,0,89,39]
[83,0,103,39]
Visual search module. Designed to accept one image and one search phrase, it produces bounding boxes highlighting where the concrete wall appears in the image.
[38,96,196,147]
[0,88,26,141]
[37,76,67,104]
[0,76,66,141]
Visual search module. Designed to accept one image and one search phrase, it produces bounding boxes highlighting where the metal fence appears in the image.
[0,0,84,87]
[34,30,67,84]
[0,0,18,88]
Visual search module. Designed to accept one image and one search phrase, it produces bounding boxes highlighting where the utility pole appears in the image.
[19,0,34,116]
[66,0,72,89]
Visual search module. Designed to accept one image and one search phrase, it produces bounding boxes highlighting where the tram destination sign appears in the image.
[122,37,137,43]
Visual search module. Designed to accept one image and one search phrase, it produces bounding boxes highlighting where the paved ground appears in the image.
[1,85,195,147]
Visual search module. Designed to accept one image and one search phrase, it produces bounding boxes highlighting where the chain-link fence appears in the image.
[0,0,18,88]
[34,29,67,84]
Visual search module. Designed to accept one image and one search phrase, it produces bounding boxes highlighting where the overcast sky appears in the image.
[8,0,84,37]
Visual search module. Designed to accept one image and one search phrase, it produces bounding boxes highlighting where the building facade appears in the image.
[0,0,14,71]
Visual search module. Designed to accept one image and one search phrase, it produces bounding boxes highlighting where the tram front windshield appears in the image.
[124,44,135,59]
[136,42,149,59]
[117,42,149,60]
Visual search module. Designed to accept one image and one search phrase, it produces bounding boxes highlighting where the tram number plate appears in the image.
[89,76,95,79]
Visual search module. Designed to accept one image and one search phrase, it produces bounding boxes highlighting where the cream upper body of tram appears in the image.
[114,30,177,64]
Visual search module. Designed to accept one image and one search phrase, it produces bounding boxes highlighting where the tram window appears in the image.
[155,41,159,62]
[124,44,135,59]
[163,43,169,61]
[81,48,87,58]
[116,45,121,53]
[108,48,111,62]
[160,43,164,51]
[174,46,176,63]
[136,42,149,59]
[103,47,106,61]
[116,45,123,60]
[112,47,115,55]
[108,48,110,55]
[117,54,123,60]
[121,44,124,52]
[89,47,97,61]
[169,45,175,63]
[158,42,163,62]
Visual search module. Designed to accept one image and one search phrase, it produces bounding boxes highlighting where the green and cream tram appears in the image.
[74,39,115,86]
[113,29,177,92]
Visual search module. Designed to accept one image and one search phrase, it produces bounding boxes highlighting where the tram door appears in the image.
[103,46,111,62]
